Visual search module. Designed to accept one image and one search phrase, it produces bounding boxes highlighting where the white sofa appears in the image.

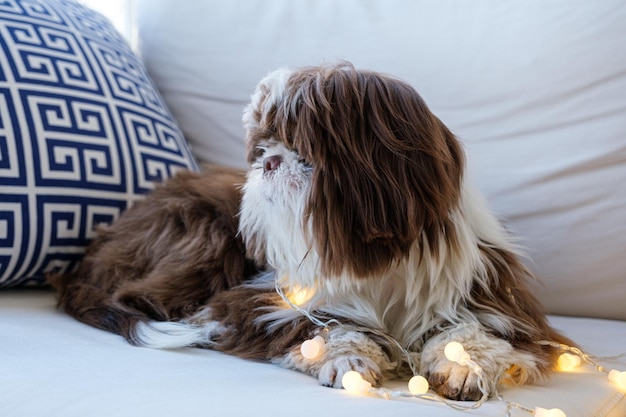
[1,1,625,417]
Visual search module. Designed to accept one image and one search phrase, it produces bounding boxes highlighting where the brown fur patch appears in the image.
[48,165,262,343]
[205,285,315,360]
[471,243,575,381]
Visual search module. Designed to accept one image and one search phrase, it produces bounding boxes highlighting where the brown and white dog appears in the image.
[50,62,570,401]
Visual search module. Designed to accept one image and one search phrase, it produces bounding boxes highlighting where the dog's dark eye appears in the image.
[298,158,312,169]
[253,147,266,160]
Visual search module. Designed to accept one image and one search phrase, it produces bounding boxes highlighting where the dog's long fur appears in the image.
[50,62,571,401]
[48,166,260,345]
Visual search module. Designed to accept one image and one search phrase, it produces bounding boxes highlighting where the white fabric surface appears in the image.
[1,290,625,417]
[136,0,626,320]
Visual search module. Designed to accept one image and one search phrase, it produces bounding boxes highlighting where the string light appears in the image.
[443,341,482,376]
[557,353,581,371]
[273,275,624,417]
[407,375,429,395]
[608,369,626,391]
[300,335,325,360]
[342,371,373,395]
[535,340,626,392]
[444,341,471,366]
[288,286,315,306]
[533,407,567,417]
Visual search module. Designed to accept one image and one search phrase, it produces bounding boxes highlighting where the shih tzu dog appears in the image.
[50,62,570,401]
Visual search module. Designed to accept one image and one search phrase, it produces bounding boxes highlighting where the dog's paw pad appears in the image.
[427,361,483,401]
[318,355,382,388]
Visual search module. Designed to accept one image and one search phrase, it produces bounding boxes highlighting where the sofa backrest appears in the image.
[136,0,626,321]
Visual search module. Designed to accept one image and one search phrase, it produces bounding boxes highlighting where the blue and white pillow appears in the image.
[0,0,199,287]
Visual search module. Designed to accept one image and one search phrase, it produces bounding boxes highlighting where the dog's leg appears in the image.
[277,327,395,388]
[131,280,393,389]
[420,322,546,401]
[200,284,395,388]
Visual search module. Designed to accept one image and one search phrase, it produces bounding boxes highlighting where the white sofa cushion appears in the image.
[1,290,625,417]
[137,0,626,320]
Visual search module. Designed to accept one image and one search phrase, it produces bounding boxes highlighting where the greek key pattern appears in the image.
[0,0,198,287]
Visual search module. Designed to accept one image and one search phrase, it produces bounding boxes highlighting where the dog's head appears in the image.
[241,62,464,279]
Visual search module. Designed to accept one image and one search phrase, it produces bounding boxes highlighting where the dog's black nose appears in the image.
[263,155,283,172]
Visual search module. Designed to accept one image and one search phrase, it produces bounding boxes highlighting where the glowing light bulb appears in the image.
[608,369,626,391]
[289,286,315,306]
[444,341,470,365]
[557,353,581,371]
[408,375,429,395]
[300,335,325,360]
[342,371,372,395]
[534,407,567,417]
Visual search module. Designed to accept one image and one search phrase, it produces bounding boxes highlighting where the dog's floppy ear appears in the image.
[285,64,465,278]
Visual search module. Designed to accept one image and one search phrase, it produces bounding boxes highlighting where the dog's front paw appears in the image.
[426,357,483,400]
[420,324,547,401]
[318,355,383,388]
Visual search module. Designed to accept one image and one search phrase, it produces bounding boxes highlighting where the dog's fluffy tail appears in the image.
[48,271,220,349]
[46,167,263,349]
[133,321,220,349]
[48,272,209,348]
[47,271,153,346]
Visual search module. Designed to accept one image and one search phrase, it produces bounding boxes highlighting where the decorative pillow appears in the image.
[0,0,198,287]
